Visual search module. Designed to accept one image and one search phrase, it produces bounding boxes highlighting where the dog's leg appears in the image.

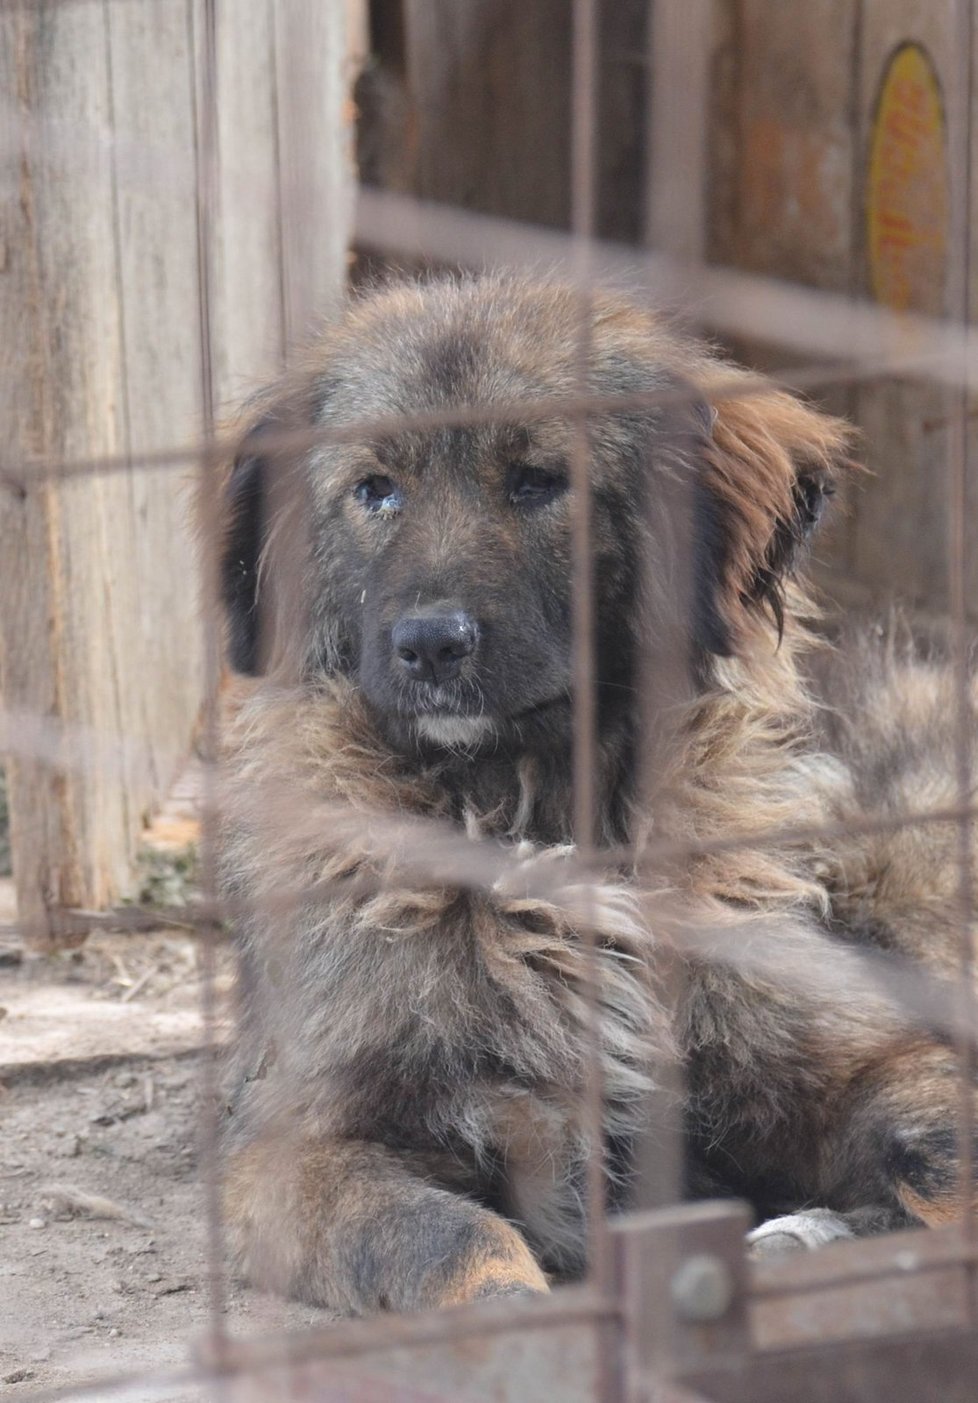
[225,1134,549,1313]
[831,1041,978,1230]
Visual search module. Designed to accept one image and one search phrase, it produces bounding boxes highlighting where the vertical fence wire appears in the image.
[569,0,613,1312]
[947,0,978,1297]
[626,0,715,1216]
[191,0,228,1372]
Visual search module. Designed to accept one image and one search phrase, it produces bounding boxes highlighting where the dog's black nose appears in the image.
[392,610,478,683]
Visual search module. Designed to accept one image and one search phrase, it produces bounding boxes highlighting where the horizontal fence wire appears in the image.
[11,192,978,487]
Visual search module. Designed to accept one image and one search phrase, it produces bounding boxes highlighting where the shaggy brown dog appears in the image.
[216,274,977,1312]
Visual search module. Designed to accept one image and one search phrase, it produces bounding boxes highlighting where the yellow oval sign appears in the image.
[867,43,948,313]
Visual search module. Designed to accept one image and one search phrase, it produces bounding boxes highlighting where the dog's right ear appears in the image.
[692,383,855,655]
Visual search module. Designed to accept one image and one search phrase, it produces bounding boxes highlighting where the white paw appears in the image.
[747,1208,855,1258]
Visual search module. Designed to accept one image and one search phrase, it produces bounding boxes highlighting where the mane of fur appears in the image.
[219,569,836,1119]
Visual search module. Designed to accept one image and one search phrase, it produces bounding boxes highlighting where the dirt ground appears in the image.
[0,927,327,1403]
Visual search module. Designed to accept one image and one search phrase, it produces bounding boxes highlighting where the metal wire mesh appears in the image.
[2,1,977,1400]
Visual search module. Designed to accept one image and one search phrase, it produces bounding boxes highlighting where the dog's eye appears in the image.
[508,465,567,508]
[354,475,402,514]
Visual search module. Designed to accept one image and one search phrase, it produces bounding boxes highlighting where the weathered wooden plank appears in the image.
[402,0,572,229]
[596,0,647,244]
[104,0,204,808]
[690,1329,978,1403]
[851,5,958,615]
[965,6,978,615]
[0,0,132,944]
[704,0,978,613]
[718,0,860,291]
[647,0,714,260]
[272,0,363,347]
[227,1318,603,1403]
[383,0,656,247]
[0,0,361,944]
[360,0,652,248]
[209,0,287,411]
[706,0,862,575]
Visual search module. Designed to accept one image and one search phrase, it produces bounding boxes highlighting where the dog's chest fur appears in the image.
[222,682,661,1271]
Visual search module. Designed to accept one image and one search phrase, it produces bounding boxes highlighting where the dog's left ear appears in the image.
[221,416,273,675]
[692,383,856,655]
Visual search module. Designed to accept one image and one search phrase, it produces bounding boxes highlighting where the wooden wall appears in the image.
[357,0,648,243]
[0,0,362,944]
[709,0,976,622]
[358,0,976,623]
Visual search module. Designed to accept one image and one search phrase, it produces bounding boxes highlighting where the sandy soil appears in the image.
[0,931,326,1403]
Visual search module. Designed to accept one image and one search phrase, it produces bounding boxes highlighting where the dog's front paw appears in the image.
[747,1208,855,1258]
[437,1225,551,1306]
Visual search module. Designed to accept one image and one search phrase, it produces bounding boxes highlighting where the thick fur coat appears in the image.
[215,275,977,1312]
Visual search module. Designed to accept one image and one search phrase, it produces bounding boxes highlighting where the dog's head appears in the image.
[220,276,852,748]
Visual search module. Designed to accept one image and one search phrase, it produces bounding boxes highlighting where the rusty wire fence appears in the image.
[3,0,978,1399]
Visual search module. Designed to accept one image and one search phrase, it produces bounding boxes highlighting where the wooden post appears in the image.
[1,0,137,948]
[0,0,361,947]
[273,0,365,349]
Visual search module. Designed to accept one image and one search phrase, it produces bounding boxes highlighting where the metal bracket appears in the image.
[611,1199,752,1402]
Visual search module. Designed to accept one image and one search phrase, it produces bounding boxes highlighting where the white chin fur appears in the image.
[415,715,494,746]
